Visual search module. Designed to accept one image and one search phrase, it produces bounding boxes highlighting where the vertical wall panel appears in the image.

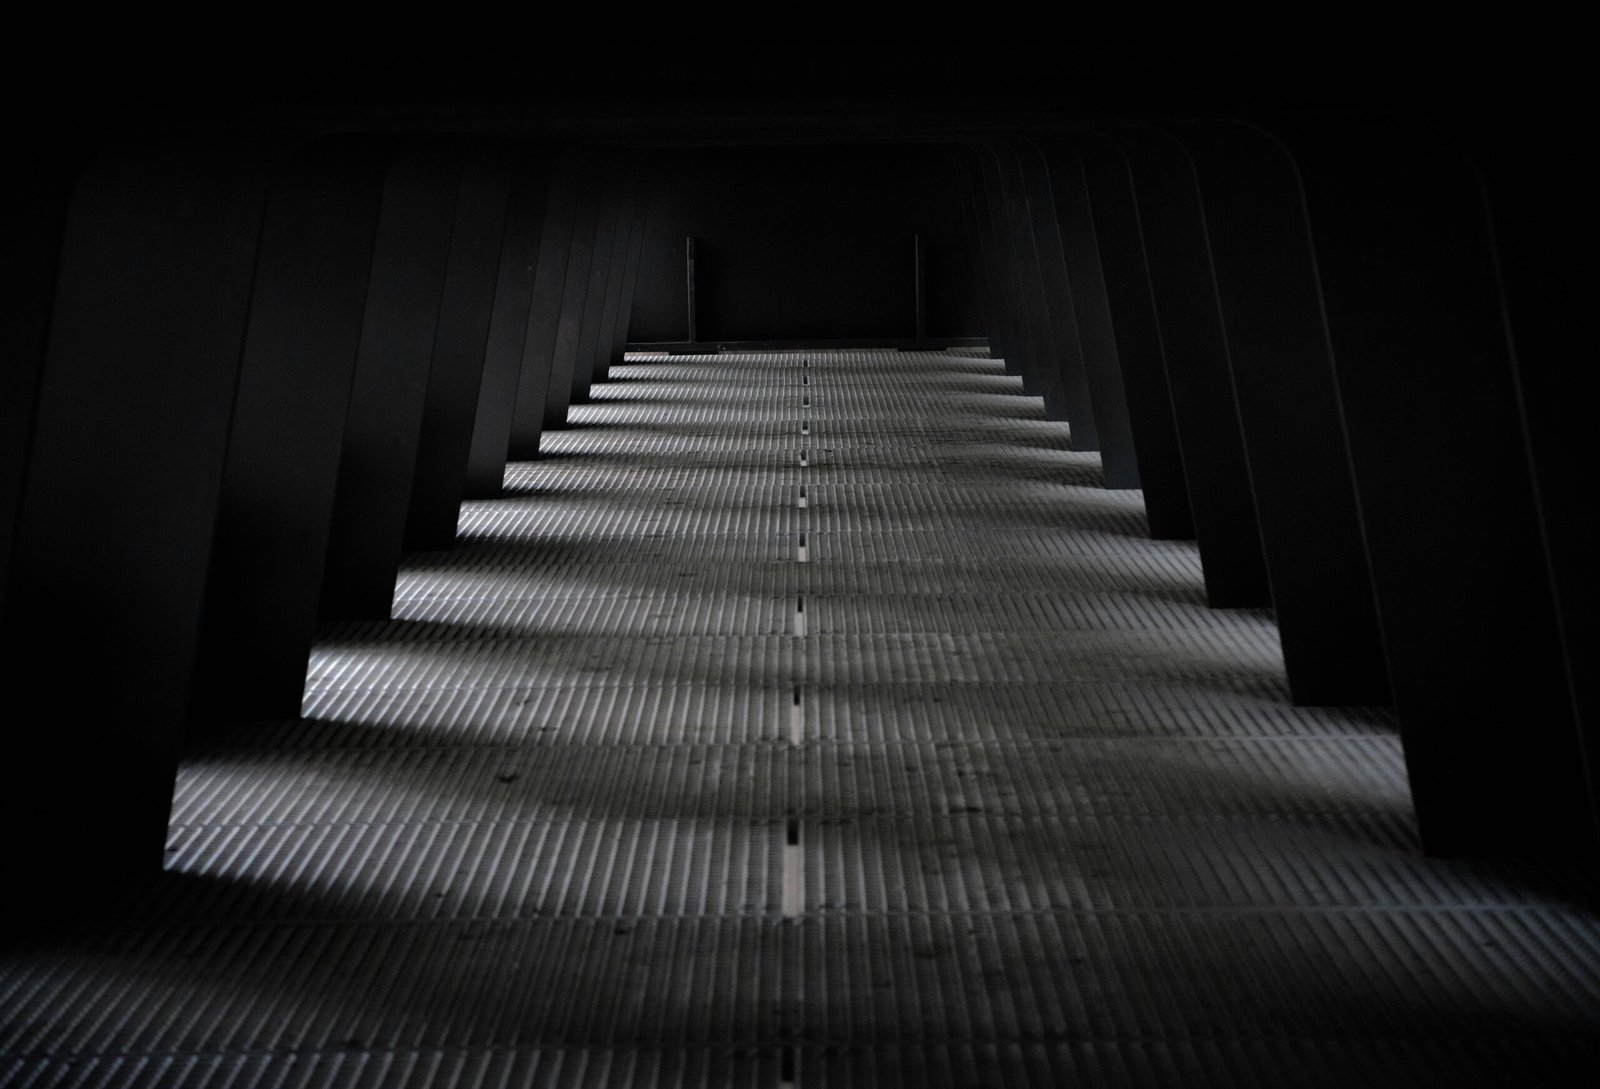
[1107,127,1270,608]
[1174,122,1389,706]
[462,148,555,497]
[595,156,643,381]
[996,136,1087,431]
[506,149,580,461]
[1029,136,1140,484]
[405,149,515,549]
[1285,118,1593,854]
[319,143,460,621]
[570,153,624,404]
[194,140,386,725]
[1,138,266,901]
[542,154,603,431]
[969,139,1053,402]
[0,139,78,606]
[1063,131,1194,535]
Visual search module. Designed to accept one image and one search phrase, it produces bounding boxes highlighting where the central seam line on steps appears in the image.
[783,817,803,919]
[789,686,803,745]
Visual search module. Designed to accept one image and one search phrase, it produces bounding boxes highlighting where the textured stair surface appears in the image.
[4,349,1599,1088]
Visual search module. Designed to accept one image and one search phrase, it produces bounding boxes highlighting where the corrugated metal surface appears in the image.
[5,349,1598,1088]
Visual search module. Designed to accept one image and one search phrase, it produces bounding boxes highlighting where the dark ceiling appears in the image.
[18,32,1568,141]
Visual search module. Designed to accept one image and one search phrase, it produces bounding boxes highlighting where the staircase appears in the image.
[4,350,1599,1087]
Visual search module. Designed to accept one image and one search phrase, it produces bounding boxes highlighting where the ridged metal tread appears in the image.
[794,592,1267,635]
[501,465,806,491]
[0,920,787,1054]
[281,679,1383,751]
[406,534,804,563]
[167,739,1408,827]
[536,431,1076,451]
[169,745,790,825]
[7,913,1595,1055]
[300,631,1286,693]
[457,501,801,538]
[141,812,1593,919]
[303,635,806,692]
[407,544,1202,582]
[523,449,822,471]
[564,404,808,423]
[789,630,1286,684]
[291,683,793,747]
[537,433,830,455]
[383,593,800,638]
[147,810,1594,917]
[283,679,1386,750]
[789,529,1201,561]
[393,555,1215,599]
[789,557,1212,595]
[797,681,1391,741]
[378,591,1266,638]
[610,356,1000,376]
[581,373,1025,396]
[12,1042,1598,1089]
[791,738,1411,818]
[796,476,1153,503]
[288,671,1388,748]
[795,814,1600,911]
[486,476,794,499]
[1,1050,776,1089]
[792,1040,1600,1089]
[150,817,782,920]
[393,563,813,602]
[792,910,1600,1042]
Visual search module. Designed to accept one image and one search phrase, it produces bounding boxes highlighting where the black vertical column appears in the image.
[1475,117,1599,854]
[0,137,79,606]
[193,139,387,725]
[1063,131,1194,536]
[970,139,1055,406]
[960,142,1031,383]
[462,148,556,498]
[1,137,266,899]
[605,158,649,370]
[1174,122,1389,706]
[542,154,604,432]
[983,137,1069,419]
[570,153,624,404]
[1284,118,1593,855]
[320,143,460,621]
[952,150,1009,366]
[506,149,580,461]
[994,136,1086,432]
[595,155,643,382]
[1108,127,1270,609]
[1026,135,1140,484]
[405,148,515,550]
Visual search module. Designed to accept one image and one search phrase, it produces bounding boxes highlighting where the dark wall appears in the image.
[631,143,978,342]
